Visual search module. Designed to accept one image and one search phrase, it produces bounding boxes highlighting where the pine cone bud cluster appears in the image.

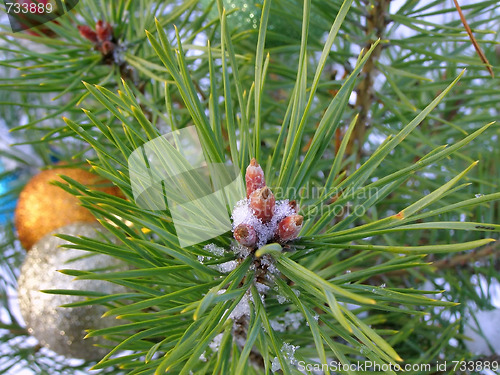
[232,159,303,248]
[78,20,116,57]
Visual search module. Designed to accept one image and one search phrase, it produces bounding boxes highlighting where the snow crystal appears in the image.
[235,335,247,348]
[271,342,300,372]
[249,288,266,305]
[231,198,254,226]
[231,242,252,258]
[282,342,299,366]
[267,264,279,274]
[255,282,270,294]
[261,255,279,274]
[277,294,289,304]
[209,333,224,353]
[306,313,319,326]
[229,293,251,320]
[231,199,295,248]
[217,260,238,273]
[199,351,207,362]
[284,312,303,330]
[204,243,225,257]
[270,319,286,332]
[271,357,281,372]
[270,312,304,332]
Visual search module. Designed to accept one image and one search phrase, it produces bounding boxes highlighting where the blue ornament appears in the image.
[0,161,18,226]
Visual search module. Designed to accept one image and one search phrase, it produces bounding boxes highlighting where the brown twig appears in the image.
[346,0,390,160]
[453,0,494,78]
[368,240,499,283]
[431,240,498,269]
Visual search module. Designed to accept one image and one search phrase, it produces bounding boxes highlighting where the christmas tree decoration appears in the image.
[17,222,125,361]
[0,161,18,226]
[200,0,262,32]
[199,0,325,45]
[14,167,121,250]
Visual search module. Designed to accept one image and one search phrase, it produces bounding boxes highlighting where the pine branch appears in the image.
[347,0,390,159]
[366,240,500,284]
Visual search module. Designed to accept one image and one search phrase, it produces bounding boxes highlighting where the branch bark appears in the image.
[347,0,390,159]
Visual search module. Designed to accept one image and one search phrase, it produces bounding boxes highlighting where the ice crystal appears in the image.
[271,357,281,372]
[204,243,225,257]
[277,294,289,304]
[270,312,304,332]
[229,292,250,320]
[217,260,238,273]
[271,342,300,372]
[231,241,252,258]
[255,282,270,294]
[209,333,224,353]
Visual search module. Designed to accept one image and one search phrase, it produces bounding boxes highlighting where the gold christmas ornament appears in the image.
[15,167,121,250]
[17,222,126,361]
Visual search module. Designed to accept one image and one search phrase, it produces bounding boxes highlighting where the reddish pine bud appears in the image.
[288,200,298,213]
[245,158,265,198]
[250,187,275,223]
[276,214,303,242]
[234,223,257,247]
[100,40,115,55]
[96,20,113,42]
[77,25,98,43]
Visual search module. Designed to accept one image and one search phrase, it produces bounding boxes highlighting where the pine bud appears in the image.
[100,40,115,55]
[77,25,98,43]
[234,223,257,247]
[249,187,275,223]
[276,214,303,242]
[96,20,113,42]
[288,200,298,213]
[245,158,265,198]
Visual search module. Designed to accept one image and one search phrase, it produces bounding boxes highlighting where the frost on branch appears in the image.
[201,159,306,366]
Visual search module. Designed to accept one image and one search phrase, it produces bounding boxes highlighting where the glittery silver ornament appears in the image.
[200,0,324,43]
[201,0,262,32]
[17,222,126,361]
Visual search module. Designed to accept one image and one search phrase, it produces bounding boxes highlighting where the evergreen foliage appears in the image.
[0,0,499,373]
